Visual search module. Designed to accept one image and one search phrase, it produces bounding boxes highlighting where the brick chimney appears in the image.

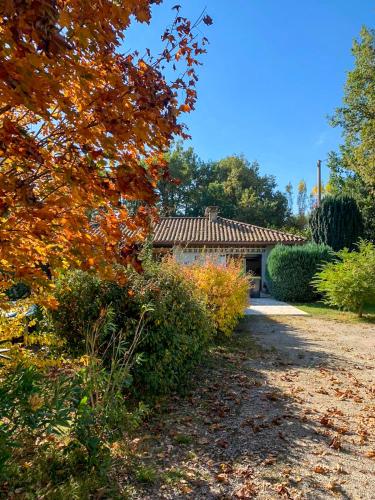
[204,206,219,222]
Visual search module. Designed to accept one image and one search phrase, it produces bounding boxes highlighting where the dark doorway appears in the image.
[245,255,262,298]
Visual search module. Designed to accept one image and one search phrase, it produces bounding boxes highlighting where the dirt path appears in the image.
[123,315,375,499]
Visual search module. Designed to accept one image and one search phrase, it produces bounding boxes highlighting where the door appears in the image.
[245,255,262,298]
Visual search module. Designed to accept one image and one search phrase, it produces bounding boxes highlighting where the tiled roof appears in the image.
[152,216,305,246]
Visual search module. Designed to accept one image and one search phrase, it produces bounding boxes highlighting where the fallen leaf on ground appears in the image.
[329,435,342,450]
[313,465,329,474]
[216,473,229,484]
[234,481,258,498]
[275,483,292,498]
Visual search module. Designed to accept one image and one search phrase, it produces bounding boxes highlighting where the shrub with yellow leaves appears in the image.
[183,258,250,337]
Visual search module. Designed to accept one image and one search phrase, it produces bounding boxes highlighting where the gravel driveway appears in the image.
[124,314,375,499]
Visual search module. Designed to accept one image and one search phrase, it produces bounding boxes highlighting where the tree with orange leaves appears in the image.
[0,1,211,304]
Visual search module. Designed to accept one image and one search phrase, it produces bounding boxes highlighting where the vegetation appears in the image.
[328,154,375,242]
[330,26,375,189]
[327,27,375,241]
[183,259,250,337]
[158,145,290,228]
[295,302,375,323]
[0,309,147,497]
[312,240,375,317]
[309,195,364,251]
[0,255,249,495]
[266,243,333,302]
[0,3,211,304]
[51,260,215,396]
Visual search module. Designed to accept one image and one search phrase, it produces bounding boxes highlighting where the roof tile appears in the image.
[153,216,305,245]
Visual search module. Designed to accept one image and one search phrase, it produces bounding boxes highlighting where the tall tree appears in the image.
[157,144,205,216]
[285,182,294,213]
[0,2,211,302]
[159,149,290,228]
[327,152,375,241]
[297,180,307,217]
[330,26,375,187]
[309,195,364,251]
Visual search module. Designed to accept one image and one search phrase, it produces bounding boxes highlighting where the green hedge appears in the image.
[266,243,333,302]
[51,260,214,396]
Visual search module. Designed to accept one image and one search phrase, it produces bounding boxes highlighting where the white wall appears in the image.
[173,250,226,266]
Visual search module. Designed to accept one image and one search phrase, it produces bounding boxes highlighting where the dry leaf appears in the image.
[329,435,342,450]
[313,465,328,474]
[234,481,258,498]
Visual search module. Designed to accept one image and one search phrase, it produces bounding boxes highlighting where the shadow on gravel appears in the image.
[126,315,350,498]
[239,315,345,369]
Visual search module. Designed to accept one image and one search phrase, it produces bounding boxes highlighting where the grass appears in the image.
[135,465,159,484]
[294,302,375,323]
[173,434,194,446]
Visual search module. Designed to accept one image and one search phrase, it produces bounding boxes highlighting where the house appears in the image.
[152,207,305,296]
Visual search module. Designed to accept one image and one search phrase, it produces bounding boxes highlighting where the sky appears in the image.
[124,0,374,197]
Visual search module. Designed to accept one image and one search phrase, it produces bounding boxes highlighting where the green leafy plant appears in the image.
[312,240,375,317]
[266,243,333,302]
[51,259,214,397]
[0,307,149,495]
[309,195,364,251]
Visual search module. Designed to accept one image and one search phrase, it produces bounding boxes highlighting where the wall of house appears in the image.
[172,245,275,294]
[173,249,226,266]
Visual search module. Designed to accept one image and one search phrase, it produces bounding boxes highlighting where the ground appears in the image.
[121,314,375,499]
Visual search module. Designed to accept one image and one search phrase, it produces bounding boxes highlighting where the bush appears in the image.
[312,240,375,317]
[51,271,129,351]
[0,309,147,496]
[266,243,333,302]
[127,259,214,395]
[309,195,364,251]
[51,259,214,396]
[183,259,250,336]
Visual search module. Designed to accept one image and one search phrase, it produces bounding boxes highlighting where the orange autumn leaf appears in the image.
[0,1,211,301]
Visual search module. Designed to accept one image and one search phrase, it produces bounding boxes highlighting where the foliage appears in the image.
[312,240,375,317]
[51,259,214,396]
[116,259,214,396]
[330,26,375,188]
[183,258,250,337]
[157,146,290,228]
[297,180,308,217]
[51,270,132,351]
[0,308,147,496]
[327,151,375,241]
[294,301,375,323]
[266,243,333,302]
[309,195,364,251]
[0,3,211,302]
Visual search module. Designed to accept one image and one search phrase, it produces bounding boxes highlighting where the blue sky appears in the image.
[124,0,374,197]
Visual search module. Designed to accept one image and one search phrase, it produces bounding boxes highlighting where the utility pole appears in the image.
[317,159,322,207]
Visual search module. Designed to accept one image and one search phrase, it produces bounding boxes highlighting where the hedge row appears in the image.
[266,243,333,302]
[51,257,249,396]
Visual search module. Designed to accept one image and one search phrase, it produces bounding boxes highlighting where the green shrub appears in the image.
[51,271,129,350]
[124,259,214,396]
[309,195,364,251]
[312,240,375,317]
[51,259,214,396]
[266,243,333,302]
[0,309,147,496]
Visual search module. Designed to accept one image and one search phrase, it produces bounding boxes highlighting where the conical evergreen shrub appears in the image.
[309,196,363,251]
